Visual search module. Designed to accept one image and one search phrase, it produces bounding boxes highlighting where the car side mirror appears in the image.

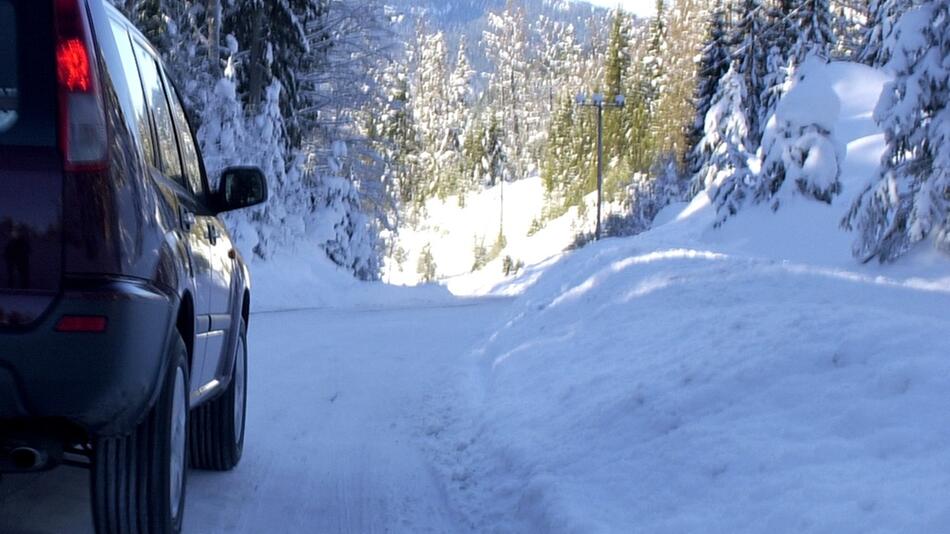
[216,167,268,213]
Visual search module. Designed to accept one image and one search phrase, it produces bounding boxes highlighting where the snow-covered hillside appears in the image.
[384,176,618,293]
[422,60,950,532]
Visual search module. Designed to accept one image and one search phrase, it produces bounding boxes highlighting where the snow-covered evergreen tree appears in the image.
[731,0,770,146]
[198,54,247,179]
[318,141,382,280]
[687,0,730,175]
[240,81,298,258]
[603,9,631,163]
[226,0,320,133]
[445,38,477,198]
[617,153,686,236]
[789,0,837,62]
[411,29,451,200]
[760,0,796,123]
[643,0,668,121]
[693,62,756,222]
[759,56,843,206]
[859,0,917,67]
[483,2,531,182]
[832,2,867,59]
[845,2,950,262]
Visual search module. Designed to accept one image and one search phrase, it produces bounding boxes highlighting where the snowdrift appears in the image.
[426,60,950,532]
[248,247,454,312]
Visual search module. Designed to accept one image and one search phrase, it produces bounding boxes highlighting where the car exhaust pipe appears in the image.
[10,447,46,471]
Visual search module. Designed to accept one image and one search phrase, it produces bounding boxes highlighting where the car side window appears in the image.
[109,20,156,169]
[131,41,184,186]
[163,72,206,203]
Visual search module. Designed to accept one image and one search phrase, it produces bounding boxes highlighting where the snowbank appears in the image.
[425,60,950,533]
[248,246,455,312]
[434,239,950,533]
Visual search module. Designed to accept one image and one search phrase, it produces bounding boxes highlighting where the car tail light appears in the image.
[55,315,108,333]
[54,0,108,172]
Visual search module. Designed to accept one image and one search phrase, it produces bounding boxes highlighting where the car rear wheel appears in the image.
[189,318,247,471]
[91,333,189,534]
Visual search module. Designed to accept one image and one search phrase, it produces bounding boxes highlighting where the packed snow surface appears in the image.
[0,300,510,533]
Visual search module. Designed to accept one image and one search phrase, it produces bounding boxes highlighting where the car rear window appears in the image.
[0,0,56,147]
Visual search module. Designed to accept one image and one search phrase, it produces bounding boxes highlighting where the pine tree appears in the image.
[693,62,756,222]
[417,244,438,283]
[542,96,578,201]
[654,0,708,165]
[789,0,837,62]
[226,0,321,142]
[859,0,917,67]
[411,29,451,200]
[687,0,730,175]
[845,1,950,262]
[760,0,797,122]
[198,56,247,179]
[320,141,382,280]
[446,38,476,198]
[370,50,417,205]
[620,13,660,176]
[602,10,632,177]
[732,0,770,146]
[832,3,866,59]
[759,0,837,205]
[643,0,668,118]
[603,11,630,101]
[483,1,530,182]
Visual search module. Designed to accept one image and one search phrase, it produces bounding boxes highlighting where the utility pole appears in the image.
[576,93,625,241]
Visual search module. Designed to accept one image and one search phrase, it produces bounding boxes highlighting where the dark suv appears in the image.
[0,1,266,532]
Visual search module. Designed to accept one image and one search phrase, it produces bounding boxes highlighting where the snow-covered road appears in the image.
[0,300,509,534]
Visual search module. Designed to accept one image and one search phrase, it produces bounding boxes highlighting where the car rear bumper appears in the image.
[0,277,176,436]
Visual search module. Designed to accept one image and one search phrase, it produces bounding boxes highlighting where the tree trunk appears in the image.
[247,6,266,111]
[207,0,221,76]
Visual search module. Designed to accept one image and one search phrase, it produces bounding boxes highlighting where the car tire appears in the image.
[91,332,189,534]
[189,318,247,471]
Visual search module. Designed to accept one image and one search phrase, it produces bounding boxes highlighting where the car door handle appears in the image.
[180,207,196,231]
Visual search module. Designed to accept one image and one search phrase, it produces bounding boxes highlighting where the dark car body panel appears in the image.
[0,278,175,434]
[0,0,254,449]
[0,1,63,328]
